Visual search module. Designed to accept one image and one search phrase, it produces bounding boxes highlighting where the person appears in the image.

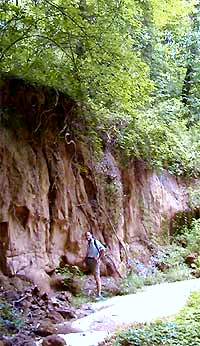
[85,231,106,300]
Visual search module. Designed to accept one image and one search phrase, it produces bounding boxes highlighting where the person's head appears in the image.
[85,231,92,241]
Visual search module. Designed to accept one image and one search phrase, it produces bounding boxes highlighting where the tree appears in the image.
[0,0,151,115]
[181,3,200,126]
[0,0,200,176]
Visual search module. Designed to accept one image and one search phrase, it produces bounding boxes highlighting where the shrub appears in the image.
[118,244,193,297]
[113,321,200,346]
[118,274,144,295]
[175,219,200,254]
[0,297,24,335]
[175,290,200,324]
[55,264,87,296]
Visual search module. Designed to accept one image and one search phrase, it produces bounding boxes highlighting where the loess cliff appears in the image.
[0,78,196,292]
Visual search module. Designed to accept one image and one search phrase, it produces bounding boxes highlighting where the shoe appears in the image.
[95,294,104,301]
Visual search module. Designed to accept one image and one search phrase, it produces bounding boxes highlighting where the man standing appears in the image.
[85,231,106,300]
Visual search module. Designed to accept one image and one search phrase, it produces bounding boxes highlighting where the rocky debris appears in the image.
[0,280,95,346]
[185,253,198,266]
[33,321,58,337]
[10,335,37,346]
[0,273,120,345]
[56,291,72,303]
[49,274,67,292]
[156,262,170,272]
[62,277,83,296]
[0,272,125,345]
[0,338,12,346]
[46,310,65,324]
[42,335,66,346]
[56,308,77,319]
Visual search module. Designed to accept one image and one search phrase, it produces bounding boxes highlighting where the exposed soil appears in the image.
[0,274,120,346]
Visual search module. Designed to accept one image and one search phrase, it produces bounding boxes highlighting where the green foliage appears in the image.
[118,273,144,295]
[151,0,196,27]
[1,0,200,176]
[161,265,192,283]
[0,297,24,335]
[175,218,200,254]
[71,294,91,307]
[104,179,122,226]
[165,218,200,275]
[0,0,151,114]
[118,250,192,296]
[56,264,87,297]
[188,186,200,208]
[56,264,86,279]
[157,244,187,268]
[113,320,200,346]
[175,290,200,324]
[117,100,200,175]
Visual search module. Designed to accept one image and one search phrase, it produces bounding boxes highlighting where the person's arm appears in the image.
[98,248,105,259]
[96,239,105,259]
[93,238,106,260]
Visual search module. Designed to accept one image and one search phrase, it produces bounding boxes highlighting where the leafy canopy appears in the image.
[0,0,152,114]
[1,0,200,176]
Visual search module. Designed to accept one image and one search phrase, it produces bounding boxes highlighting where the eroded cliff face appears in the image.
[123,163,189,254]
[0,79,194,291]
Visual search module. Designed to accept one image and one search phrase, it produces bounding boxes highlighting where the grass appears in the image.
[117,248,193,297]
[71,293,91,307]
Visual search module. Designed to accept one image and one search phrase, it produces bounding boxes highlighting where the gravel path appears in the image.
[37,278,200,346]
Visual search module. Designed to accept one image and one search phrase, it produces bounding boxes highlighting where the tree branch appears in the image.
[43,0,87,34]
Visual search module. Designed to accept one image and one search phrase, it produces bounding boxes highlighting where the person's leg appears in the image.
[94,260,101,297]
[94,272,101,296]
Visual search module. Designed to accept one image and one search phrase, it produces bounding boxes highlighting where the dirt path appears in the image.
[37,278,200,346]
